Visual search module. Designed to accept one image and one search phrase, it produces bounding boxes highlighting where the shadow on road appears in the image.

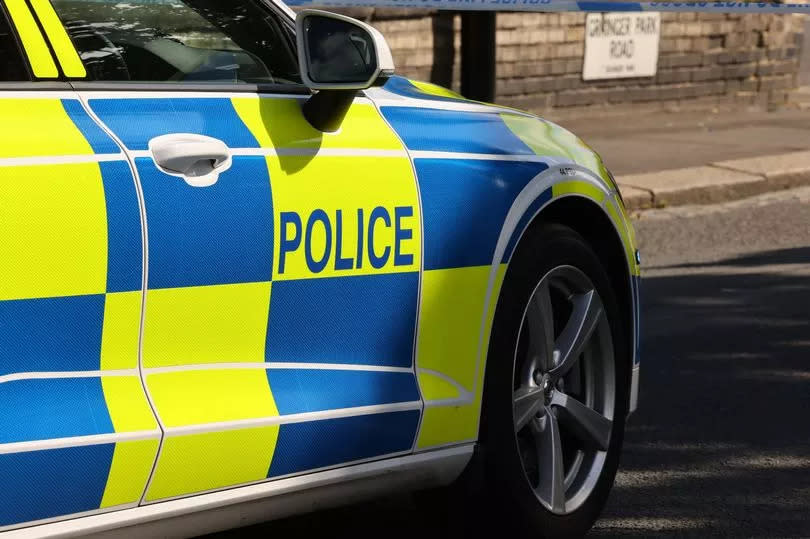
[594,246,810,537]
[211,247,810,538]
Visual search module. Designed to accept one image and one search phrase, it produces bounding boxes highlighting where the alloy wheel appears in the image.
[512,265,616,515]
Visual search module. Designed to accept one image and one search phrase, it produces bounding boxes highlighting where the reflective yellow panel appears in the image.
[146,426,279,501]
[0,163,107,301]
[101,439,160,508]
[605,199,638,276]
[146,368,277,427]
[552,180,607,203]
[232,98,403,150]
[267,156,420,281]
[101,375,158,433]
[417,371,460,402]
[416,264,506,449]
[416,266,492,393]
[0,99,94,157]
[142,282,271,368]
[29,0,86,77]
[417,402,480,449]
[4,0,58,78]
[410,79,465,100]
[501,114,611,181]
[100,291,142,371]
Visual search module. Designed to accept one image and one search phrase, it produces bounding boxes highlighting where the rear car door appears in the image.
[48,0,424,503]
[0,0,158,530]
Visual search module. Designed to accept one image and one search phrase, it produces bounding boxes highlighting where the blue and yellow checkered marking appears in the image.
[269,369,419,415]
[382,105,638,449]
[76,95,425,503]
[383,76,469,104]
[0,295,105,376]
[88,98,261,151]
[0,444,115,527]
[381,107,536,155]
[269,411,420,478]
[137,156,274,290]
[413,158,548,271]
[266,273,418,368]
[0,97,159,528]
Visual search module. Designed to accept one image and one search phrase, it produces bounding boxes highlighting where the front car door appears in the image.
[46,0,424,503]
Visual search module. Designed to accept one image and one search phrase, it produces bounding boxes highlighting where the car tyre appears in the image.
[475,222,630,538]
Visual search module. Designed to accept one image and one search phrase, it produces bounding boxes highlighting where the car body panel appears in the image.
[0,1,640,534]
[76,91,425,504]
[370,76,640,449]
[0,92,159,528]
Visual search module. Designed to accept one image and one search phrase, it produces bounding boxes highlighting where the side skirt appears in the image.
[8,444,474,539]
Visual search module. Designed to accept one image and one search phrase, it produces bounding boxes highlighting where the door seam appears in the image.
[75,93,166,506]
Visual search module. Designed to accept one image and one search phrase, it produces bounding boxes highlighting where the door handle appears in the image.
[149,133,233,187]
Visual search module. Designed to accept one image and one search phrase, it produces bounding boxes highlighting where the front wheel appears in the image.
[479,223,629,537]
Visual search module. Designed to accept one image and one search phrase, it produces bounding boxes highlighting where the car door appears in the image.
[0,0,158,530]
[46,0,424,503]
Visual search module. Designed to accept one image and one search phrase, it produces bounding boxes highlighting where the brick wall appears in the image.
[321,8,806,115]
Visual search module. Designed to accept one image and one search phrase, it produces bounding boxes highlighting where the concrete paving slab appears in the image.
[617,166,767,208]
[617,184,653,210]
[713,150,810,190]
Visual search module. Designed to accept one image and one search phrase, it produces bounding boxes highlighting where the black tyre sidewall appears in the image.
[480,223,630,538]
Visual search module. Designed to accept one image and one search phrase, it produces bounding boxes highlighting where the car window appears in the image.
[0,6,29,81]
[49,0,300,85]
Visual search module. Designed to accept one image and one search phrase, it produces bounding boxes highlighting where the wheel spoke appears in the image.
[549,290,603,379]
[551,391,612,451]
[514,386,545,431]
[533,410,566,513]
[526,280,556,372]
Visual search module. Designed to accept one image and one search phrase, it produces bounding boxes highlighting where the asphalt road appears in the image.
[212,187,810,538]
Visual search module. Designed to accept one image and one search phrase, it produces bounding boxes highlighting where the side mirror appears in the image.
[295,10,395,131]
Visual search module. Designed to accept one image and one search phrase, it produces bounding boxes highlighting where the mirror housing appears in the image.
[295,10,395,131]
[296,9,395,90]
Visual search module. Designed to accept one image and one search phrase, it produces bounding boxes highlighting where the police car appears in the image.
[0,0,640,536]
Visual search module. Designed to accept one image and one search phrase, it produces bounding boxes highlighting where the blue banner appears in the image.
[284,0,810,13]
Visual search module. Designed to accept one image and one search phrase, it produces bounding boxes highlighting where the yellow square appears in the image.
[101,375,158,433]
[142,282,271,368]
[146,368,278,427]
[146,426,279,501]
[101,439,160,508]
[417,266,493,392]
[0,163,107,301]
[101,291,142,370]
[0,99,93,157]
[267,156,421,281]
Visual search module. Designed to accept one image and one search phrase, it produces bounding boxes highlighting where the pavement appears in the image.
[554,107,810,210]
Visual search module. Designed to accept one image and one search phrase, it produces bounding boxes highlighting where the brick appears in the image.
[566,27,585,42]
[549,59,568,75]
[565,59,582,74]
[658,68,689,84]
[661,53,703,69]
[559,12,585,26]
[661,22,684,38]
[723,63,756,79]
[684,22,703,37]
[555,43,583,58]
[740,79,758,92]
[547,28,566,43]
[725,79,742,94]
